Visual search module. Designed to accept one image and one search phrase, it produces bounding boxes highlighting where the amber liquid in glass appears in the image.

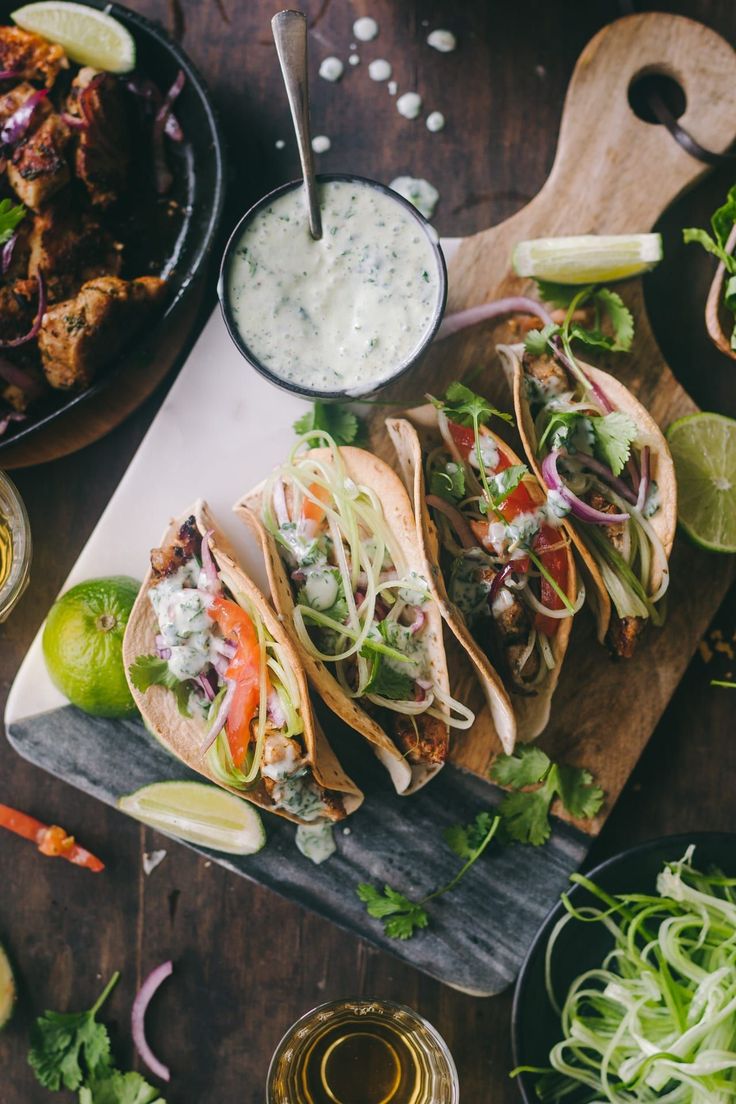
[298,1017,422,1104]
[0,514,13,592]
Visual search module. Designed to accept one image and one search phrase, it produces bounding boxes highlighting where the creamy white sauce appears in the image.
[397,91,422,119]
[353,16,378,41]
[427,29,456,52]
[227,179,442,394]
[303,566,340,611]
[296,822,336,864]
[368,58,391,81]
[426,111,445,132]
[389,176,439,220]
[348,53,360,66]
[319,56,344,82]
[311,134,331,153]
[275,139,285,150]
[387,79,397,95]
[261,733,305,781]
[149,564,217,681]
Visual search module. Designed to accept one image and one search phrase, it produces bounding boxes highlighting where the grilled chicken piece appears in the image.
[0,80,51,125]
[1,216,31,282]
[7,112,71,209]
[0,277,37,341]
[586,491,627,555]
[66,68,130,207]
[607,614,645,659]
[0,27,67,87]
[392,713,448,766]
[38,275,166,390]
[150,516,199,579]
[28,201,122,301]
[523,352,569,398]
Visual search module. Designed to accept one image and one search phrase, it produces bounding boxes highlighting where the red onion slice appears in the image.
[407,608,425,635]
[153,69,186,194]
[0,269,46,349]
[488,562,515,606]
[0,88,47,147]
[426,494,478,549]
[0,410,25,436]
[437,296,554,341]
[0,70,18,80]
[131,960,173,1083]
[61,111,86,130]
[199,528,221,593]
[577,453,638,504]
[542,451,629,525]
[1,231,17,274]
[199,678,235,754]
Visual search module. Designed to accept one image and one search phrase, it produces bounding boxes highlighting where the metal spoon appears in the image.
[271,9,322,240]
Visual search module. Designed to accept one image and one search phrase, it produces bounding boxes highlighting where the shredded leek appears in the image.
[515,846,736,1103]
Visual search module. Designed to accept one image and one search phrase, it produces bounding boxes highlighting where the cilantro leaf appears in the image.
[442,381,513,428]
[490,748,604,845]
[0,198,25,246]
[591,411,637,476]
[593,289,634,352]
[429,461,465,504]
[356,884,429,940]
[443,811,496,860]
[128,655,191,718]
[537,411,584,454]
[80,1070,166,1104]
[683,226,733,268]
[28,975,118,1092]
[361,633,414,700]
[524,322,559,357]
[534,280,579,308]
[486,463,527,506]
[293,400,363,447]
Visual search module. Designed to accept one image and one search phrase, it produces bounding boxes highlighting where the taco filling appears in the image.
[129,516,345,822]
[425,391,581,691]
[260,435,474,768]
[521,349,669,656]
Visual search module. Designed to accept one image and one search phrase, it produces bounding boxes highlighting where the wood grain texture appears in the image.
[1,3,735,1102]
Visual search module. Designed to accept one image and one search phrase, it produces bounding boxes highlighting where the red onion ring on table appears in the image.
[436,296,554,341]
[131,960,173,1082]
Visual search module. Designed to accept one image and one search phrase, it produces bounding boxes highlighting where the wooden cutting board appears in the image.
[368,12,736,832]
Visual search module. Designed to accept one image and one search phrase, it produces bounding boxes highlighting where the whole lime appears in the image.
[42,576,140,717]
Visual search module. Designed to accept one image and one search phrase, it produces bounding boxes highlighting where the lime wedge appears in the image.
[513,234,663,284]
[118,781,266,855]
[666,413,736,553]
[0,943,15,1030]
[12,2,136,73]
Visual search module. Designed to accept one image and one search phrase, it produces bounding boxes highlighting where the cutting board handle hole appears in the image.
[628,70,686,126]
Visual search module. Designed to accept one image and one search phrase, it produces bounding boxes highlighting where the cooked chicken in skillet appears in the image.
[0,27,66,87]
[28,201,122,301]
[66,67,130,208]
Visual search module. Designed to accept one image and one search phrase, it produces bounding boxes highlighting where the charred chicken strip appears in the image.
[7,112,71,210]
[0,80,51,125]
[0,27,67,87]
[0,277,37,341]
[392,714,448,766]
[66,68,130,208]
[150,516,199,580]
[28,201,122,301]
[38,275,165,389]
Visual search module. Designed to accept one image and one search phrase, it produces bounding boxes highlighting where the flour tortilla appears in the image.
[387,408,578,746]
[498,342,676,644]
[123,500,363,823]
[235,447,454,795]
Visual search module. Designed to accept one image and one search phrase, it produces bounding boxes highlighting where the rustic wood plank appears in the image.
[1,3,735,1102]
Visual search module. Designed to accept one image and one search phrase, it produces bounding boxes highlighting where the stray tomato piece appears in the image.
[37,825,73,856]
[0,802,104,872]
[301,482,331,527]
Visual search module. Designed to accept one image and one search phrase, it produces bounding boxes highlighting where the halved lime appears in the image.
[118,781,266,855]
[12,2,136,73]
[0,943,15,1031]
[513,234,663,284]
[666,413,736,553]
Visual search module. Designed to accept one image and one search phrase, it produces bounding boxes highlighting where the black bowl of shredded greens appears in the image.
[511,832,736,1104]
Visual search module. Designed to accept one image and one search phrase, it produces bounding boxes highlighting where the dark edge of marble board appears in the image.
[6,706,589,996]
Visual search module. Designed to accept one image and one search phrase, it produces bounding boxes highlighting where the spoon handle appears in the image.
[271,9,322,240]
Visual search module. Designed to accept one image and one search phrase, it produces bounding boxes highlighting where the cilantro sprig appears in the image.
[293,401,364,447]
[28,973,165,1103]
[0,198,25,246]
[357,813,500,939]
[528,282,634,356]
[683,183,736,349]
[490,747,604,846]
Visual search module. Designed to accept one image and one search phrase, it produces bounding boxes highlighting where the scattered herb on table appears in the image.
[293,400,365,446]
[683,183,736,349]
[28,972,165,1102]
[490,747,604,846]
[357,814,500,939]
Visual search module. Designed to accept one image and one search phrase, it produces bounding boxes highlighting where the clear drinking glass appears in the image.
[266,998,459,1104]
[0,472,31,622]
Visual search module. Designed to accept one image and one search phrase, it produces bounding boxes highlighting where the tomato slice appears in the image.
[209,597,266,769]
[448,420,475,454]
[533,524,568,638]
[0,803,104,872]
[301,482,331,528]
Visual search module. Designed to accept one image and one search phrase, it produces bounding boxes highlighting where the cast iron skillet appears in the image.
[0,0,226,452]
[511,831,736,1103]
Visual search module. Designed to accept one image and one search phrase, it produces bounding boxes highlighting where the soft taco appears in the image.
[123,501,362,824]
[387,386,579,749]
[499,342,676,657]
[235,434,475,795]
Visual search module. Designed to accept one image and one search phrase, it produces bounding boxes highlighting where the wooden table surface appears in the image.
[2,2,735,1101]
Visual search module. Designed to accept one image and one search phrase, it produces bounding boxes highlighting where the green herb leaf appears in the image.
[441,381,513,428]
[443,811,496,860]
[487,463,528,506]
[537,411,584,454]
[591,411,638,477]
[0,198,25,246]
[80,1070,166,1104]
[128,655,192,718]
[490,748,604,845]
[363,653,413,700]
[534,280,580,308]
[593,289,634,352]
[524,322,559,357]
[355,884,429,940]
[429,461,465,504]
[28,974,119,1092]
[293,401,363,447]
